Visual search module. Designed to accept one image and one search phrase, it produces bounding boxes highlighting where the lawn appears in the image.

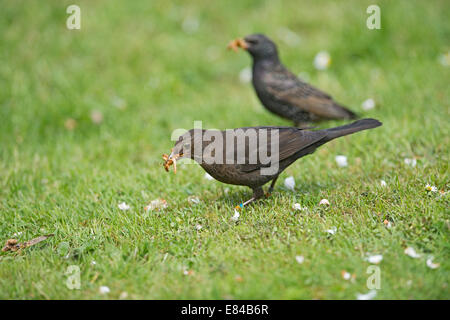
[0,0,448,299]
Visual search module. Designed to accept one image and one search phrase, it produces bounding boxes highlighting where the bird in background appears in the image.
[163,118,381,209]
[228,34,357,127]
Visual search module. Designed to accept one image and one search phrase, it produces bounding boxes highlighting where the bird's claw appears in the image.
[265,188,274,198]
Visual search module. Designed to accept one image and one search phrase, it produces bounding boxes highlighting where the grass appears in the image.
[0,0,449,299]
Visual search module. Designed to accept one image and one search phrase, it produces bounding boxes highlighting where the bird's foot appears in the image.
[265,187,274,198]
[235,197,256,210]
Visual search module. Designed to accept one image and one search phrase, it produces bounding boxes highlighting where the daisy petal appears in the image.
[99,286,110,294]
[145,199,168,211]
[284,176,295,191]
[366,254,383,264]
[295,255,304,264]
[335,155,348,167]
[361,98,376,111]
[231,209,240,222]
[357,290,377,300]
[426,257,440,269]
[118,202,130,211]
[313,51,331,70]
[404,247,421,258]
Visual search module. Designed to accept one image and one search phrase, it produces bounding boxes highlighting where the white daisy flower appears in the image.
[313,51,331,70]
[335,155,348,167]
[195,224,202,231]
[188,196,200,204]
[404,247,420,258]
[91,261,97,266]
[425,184,438,193]
[356,290,377,300]
[426,256,440,269]
[239,67,252,84]
[319,199,330,206]
[404,158,417,167]
[284,176,295,191]
[99,286,110,294]
[183,269,194,276]
[380,180,387,187]
[293,203,306,211]
[295,255,304,264]
[366,254,383,264]
[145,199,168,211]
[231,209,240,222]
[118,202,130,211]
[361,98,376,111]
[326,226,337,235]
[341,270,351,280]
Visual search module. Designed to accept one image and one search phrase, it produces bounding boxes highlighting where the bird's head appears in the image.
[162,129,203,173]
[228,34,278,61]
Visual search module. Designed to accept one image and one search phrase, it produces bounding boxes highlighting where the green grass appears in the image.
[0,0,449,299]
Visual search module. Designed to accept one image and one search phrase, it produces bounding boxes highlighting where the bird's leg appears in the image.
[235,187,264,210]
[266,175,279,197]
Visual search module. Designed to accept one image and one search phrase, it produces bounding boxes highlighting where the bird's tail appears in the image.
[333,102,358,119]
[324,118,382,141]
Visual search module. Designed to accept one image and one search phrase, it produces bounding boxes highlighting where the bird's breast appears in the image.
[200,163,273,188]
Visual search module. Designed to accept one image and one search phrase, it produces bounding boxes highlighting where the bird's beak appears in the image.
[227,38,249,52]
[162,149,182,174]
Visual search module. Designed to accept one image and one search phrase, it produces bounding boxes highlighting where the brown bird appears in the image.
[163,118,381,209]
[228,34,357,126]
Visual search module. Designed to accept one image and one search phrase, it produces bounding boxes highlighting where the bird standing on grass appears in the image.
[163,118,381,209]
[228,34,357,127]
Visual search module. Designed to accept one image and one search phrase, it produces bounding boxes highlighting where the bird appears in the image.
[163,118,381,209]
[228,34,357,127]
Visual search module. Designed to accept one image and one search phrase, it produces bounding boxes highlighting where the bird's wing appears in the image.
[233,127,328,173]
[262,66,353,119]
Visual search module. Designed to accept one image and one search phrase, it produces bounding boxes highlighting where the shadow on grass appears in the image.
[206,178,343,210]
